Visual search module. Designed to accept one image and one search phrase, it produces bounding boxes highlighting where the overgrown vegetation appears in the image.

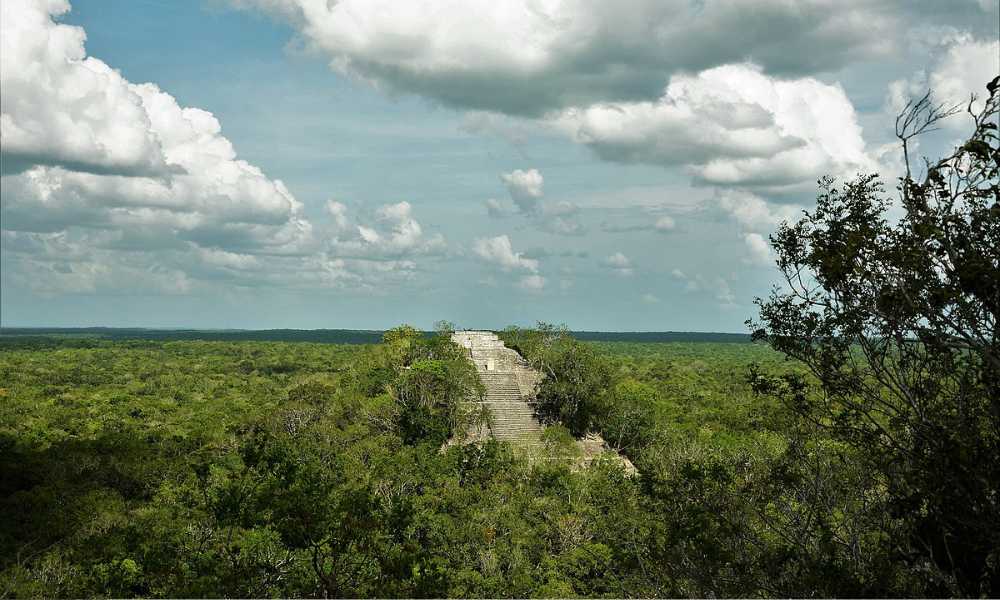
[1,80,996,597]
[0,330,814,597]
[0,329,957,597]
[748,77,1000,596]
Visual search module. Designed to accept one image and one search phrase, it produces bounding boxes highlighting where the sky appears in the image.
[1,0,997,332]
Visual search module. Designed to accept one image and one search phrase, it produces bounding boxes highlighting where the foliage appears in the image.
[749,77,1000,596]
[7,109,999,597]
[595,379,657,453]
[500,323,612,436]
[0,331,822,598]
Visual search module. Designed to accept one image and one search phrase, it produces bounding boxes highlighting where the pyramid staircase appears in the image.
[477,371,544,442]
[449,331,637,474]
[450,330,545,445]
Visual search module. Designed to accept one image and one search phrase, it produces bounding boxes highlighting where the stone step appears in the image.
[450,331,559,450]
[486,418,539,426]
[489,412,539,418]
[480,407,534,412]
[486,416,540,424]
[488,421,541,427]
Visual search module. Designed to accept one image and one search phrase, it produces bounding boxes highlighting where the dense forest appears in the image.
[0,331,834,597]
[0,322,992,597]
[1,79,996,599]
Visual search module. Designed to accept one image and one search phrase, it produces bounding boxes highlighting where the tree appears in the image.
[596,379,656,455]
[500,323,613,436]
[749,76,999,595]
[393,359,480,445]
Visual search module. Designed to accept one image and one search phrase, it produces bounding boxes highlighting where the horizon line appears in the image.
[0,325,753,336]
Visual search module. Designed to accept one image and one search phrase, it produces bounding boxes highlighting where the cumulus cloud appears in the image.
[743,233,774,267]
[472,235,547,291]
[641,293,660,304]
[328,201,446,259]
[234,0,904,116]
[492,168,586,235]
[708,189,803,232]
[2,227,375,298]
[472,235,539,272]
[0,0,170,177]
[671,269,737,307]
[601,214,676,234]
[1,0,311,255]
[1,230,195,296]
[484,198,511,219]
[0,7,329,278]
[539,216,583,236]
[887,35,998,130]
[602,252,634,276]
[325,200,350,231]
[552,64,872,192]
[500,168,544,215]
[517,274,547,292]
[701,189,797,269]
[0,0,445,296]
[929,37,999,115]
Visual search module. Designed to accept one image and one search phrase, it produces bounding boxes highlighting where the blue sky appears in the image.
[1,0,997,331]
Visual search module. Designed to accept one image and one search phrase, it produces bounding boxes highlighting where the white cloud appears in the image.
[501,168,544,215]
[470,234,547,291]
[1,92,314,254]
[473,235,539,272]
[0,1,448,296]
[641,293,660,304]
[375,200,412,222]
[235,0,901,116]
[326,200,349,231]
[655,216,676,232]
[700,189,795,269]
[493,168,585,235]
[671,269,737,307]
[551,64,872,192]
[0,0,170,177]
[709,189,803,234]
[1,0,312,257]
[600,212,678,234]
[517,274,547,292]
[543,200,578,218]
[485,198,511,218]
[887,35,999,130]
[1,230,195,296]
[602,252,634,276]
[929,37,999,115]
[329,201,446,259]
[0,222,440,298]
[743,232,774,267]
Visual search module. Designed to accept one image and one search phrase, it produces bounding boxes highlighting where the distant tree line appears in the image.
[0,328,753,345]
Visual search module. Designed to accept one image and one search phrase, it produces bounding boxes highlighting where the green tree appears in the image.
[749,77,999,595]
[500,323,613,436]
[393,359,479,445]
[596,379,657,455]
